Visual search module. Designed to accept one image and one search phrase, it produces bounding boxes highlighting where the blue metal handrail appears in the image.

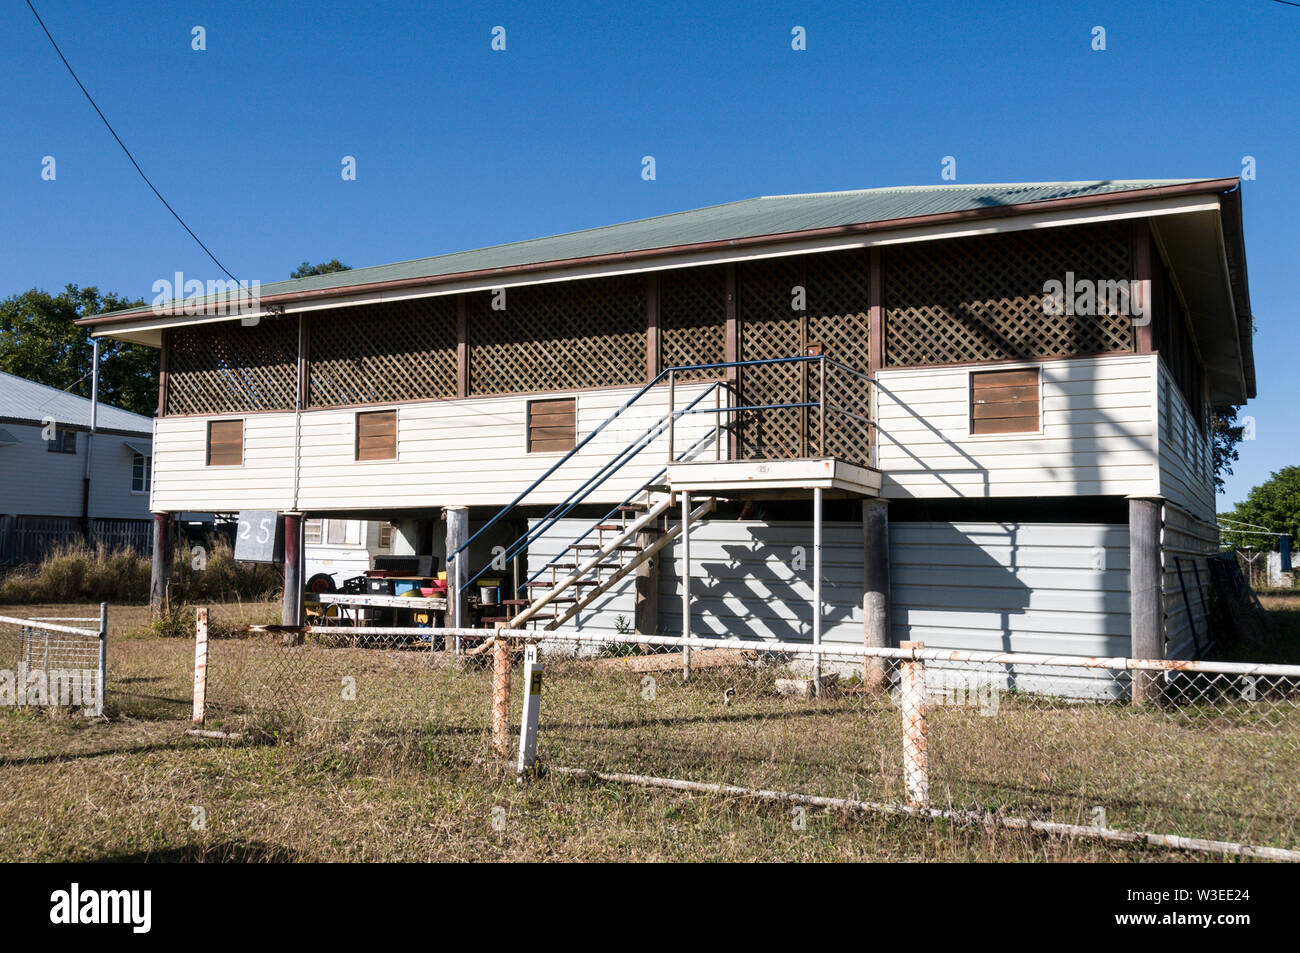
[516,424,721,597]
[448,354,875,596]
[463,381,722,590]
[448,354,843,564]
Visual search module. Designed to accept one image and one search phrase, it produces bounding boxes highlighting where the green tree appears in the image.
[1218,466,1300,552]
[0,284,158,417]
[290,259,351,279]
[1211,405,1246,494]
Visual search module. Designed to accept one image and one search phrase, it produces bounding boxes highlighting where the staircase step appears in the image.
[500,599,530,606]
[525,580,598,588]
[550,562,621,571]
[569,543,641,553]
[617,504,648,513]
[594,524,623,531]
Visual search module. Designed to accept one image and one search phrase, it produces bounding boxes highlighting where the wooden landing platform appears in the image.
[667,457,881,498]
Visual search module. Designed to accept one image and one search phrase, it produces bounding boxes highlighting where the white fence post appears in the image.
[516,644,544,776]
[681,490,692,682]
[95,602,107,717]
[899,640,929,810]
[812,487,823,696]
[192,607,209,727]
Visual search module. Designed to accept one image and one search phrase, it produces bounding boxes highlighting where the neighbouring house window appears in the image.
[325,520,361,546]
[527,397,576,453]
[356,410,397,461]
[970,368,1040,435]
[378,522,393,550]
[304,519,323,545]
[47,429,77,454]
[131,452,152,493]
[206,419,244,466]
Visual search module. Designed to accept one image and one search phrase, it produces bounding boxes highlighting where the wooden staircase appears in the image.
[499,492,716,631]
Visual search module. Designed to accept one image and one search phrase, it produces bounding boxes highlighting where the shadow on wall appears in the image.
[658,516,1132,666]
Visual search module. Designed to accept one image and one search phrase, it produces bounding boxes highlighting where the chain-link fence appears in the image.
[189,617,1300,857]
[0,611,105,716]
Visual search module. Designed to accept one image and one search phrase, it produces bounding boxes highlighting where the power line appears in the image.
[24,0,237,282]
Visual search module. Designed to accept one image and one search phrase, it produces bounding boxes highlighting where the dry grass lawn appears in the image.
[0,599,1295,861]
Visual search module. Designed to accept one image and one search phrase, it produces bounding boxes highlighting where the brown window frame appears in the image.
[206,419,245,466]
[355,409,398,461]
[969,367,1041,436]
[527,396,577,454]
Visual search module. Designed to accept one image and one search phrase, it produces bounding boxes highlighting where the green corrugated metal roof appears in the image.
[95,179,1213,319]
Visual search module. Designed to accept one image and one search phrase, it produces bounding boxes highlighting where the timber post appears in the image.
[1129,496,1165,705]
[862,499,891,692]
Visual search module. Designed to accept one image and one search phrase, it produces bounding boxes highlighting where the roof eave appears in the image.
[77,177,1243,330]
[1218,187,1257,401]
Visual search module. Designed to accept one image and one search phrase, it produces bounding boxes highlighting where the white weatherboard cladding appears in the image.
[526,517,638,636]
[1156,360,1215,523]
[874,353,1159,499]
[150,382,718,513]
[151,413,295,511]
[1161,505,1216,660]
[889,522,1131,657]
[532,518,1132,662]
[151,354,1166,512]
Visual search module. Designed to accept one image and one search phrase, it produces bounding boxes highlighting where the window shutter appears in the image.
[206,419,244,466]
[527,398,576,453]
[970,369,1040,435]
[356,410,397,461]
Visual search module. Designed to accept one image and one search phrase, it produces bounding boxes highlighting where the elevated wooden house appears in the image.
[80,179,1254,667]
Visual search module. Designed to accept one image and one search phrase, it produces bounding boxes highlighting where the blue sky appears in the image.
[1,0,1295,507]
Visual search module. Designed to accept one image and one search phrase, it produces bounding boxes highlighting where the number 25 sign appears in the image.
[234,511,283,563]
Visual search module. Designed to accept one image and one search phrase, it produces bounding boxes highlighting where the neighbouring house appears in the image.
[0,370,154,563]
[78,179,1253,676]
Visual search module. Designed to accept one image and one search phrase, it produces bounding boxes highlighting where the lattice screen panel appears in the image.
[660,264,727,381]
[883,222,1134,367]
[738,257,804,460]
[807,249,872,465]
[307,298,457,407]
[468,275,645,396]
[166,315,298,415]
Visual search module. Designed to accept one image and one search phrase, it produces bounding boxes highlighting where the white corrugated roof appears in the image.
[0,370,153,434]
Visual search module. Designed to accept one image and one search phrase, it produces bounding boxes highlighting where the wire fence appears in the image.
[187,618,1300,857]
[0,611,105,716]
